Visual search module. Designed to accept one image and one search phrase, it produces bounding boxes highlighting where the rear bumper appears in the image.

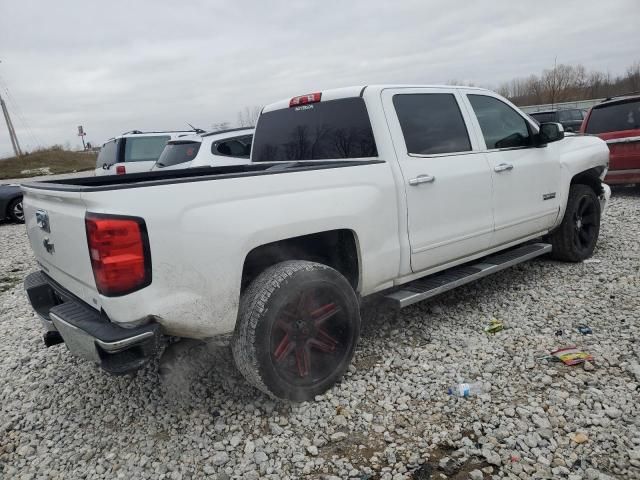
[604,169,640,185]
[24,271,161,374]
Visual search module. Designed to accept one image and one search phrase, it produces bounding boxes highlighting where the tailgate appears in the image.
[22,186,101,310]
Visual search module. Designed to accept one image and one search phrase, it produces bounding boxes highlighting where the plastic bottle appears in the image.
[447,382,483,398]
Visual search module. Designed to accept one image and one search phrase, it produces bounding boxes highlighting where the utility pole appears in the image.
[1,91,22,156]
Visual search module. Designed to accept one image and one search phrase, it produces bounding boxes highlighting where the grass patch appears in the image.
[0,146,96,180]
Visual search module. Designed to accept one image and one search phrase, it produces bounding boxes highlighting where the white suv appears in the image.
[152,127,254,171]
[95,130,200,176]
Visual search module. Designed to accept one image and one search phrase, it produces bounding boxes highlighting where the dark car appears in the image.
[581,94,640,185]
[0,184,24,223]
[530,108,585,132]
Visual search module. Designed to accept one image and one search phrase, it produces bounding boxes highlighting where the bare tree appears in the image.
[237,106,262,127]
[211,121,231,131]
[625,61,640,93]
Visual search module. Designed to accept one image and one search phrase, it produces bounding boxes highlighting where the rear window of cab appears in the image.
[252,98,377,162]
[585,99,640,134]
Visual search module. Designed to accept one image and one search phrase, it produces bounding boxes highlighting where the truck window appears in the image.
[213,134,252,158]
[585,99,640,134]
[156,141,201,167]
[252,98,377,162]
[123,136,171,162]
[468,95,532,149]
[530,112,556,123]
[96,139,117,167]
[558,110,573,122]
[392,93,471,155]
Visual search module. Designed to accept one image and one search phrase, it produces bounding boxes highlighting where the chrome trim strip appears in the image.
[95,332,155,353]
[606,136,640,145]
[50,311,154,353]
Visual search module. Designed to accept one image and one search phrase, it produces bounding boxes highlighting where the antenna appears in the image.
[187,123,205,134]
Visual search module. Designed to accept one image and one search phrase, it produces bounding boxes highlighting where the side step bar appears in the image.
[384,242,552,309]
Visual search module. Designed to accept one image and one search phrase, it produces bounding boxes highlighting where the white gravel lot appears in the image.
[1,188,639,480]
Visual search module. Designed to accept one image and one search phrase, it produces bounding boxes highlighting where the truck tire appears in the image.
[8,197,24,223]
[232,260,360,401]
[549,184,600,262]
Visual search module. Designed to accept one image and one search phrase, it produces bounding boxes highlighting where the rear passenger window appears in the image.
[468,95,532,149]
[96,139,117,167]
[393,94,471,155]
[213,135,252,158]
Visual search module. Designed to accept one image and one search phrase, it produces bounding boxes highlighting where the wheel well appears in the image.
[241,230,360,292]
[571,168,603,195]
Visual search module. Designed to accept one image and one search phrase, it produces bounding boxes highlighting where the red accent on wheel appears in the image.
[272,297,345,378]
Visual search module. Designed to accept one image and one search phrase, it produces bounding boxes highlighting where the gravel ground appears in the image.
[1,188,639,480]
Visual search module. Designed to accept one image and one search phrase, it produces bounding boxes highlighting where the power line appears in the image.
[0,91,22,156]
[0,74,43,151]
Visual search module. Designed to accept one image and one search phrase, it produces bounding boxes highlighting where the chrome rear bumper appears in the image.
[24,271,161,374]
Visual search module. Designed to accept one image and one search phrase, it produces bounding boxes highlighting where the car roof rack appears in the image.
[120,129,201,136]
[201,126,254,137]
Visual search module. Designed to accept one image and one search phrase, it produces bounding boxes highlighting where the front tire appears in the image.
[549,184,600,262]
[8,197,24,223]
[232,260,360,401]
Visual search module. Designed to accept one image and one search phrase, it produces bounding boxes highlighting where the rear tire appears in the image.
[8,197,24,223]
[549,184,600,262]
[232,260,360,401]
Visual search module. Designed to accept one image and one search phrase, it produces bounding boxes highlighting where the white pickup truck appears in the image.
[22,85,610,401]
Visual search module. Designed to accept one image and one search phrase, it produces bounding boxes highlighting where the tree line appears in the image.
[496,60,640,106]
[212,59,640,130]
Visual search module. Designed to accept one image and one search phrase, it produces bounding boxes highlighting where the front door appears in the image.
[382,87,495,273]
[462,92,561,247]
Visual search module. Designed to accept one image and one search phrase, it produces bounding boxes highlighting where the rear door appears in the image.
[382,87,495,273]
[462,92,561,247]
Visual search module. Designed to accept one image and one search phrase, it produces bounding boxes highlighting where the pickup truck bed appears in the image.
[26,161,382,191]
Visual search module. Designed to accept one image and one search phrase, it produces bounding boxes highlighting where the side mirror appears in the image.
[538,122,564,144]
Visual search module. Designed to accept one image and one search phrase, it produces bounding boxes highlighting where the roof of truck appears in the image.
[263,84,491,112]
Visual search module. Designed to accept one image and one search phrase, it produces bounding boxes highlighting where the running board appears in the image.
[384,243,552,309]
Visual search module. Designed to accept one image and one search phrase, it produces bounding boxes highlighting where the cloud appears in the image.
[0,0,638,157]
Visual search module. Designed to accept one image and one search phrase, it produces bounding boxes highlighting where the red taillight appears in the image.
[85,214,151,296]
[116,165,126,175]
[289,92,322,108]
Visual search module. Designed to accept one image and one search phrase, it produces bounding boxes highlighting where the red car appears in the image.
[580,94,640,185]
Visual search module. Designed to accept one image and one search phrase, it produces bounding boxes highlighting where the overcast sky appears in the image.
[0,0,638,158]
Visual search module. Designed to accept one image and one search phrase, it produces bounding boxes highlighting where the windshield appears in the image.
[155,141,201,168]
[123,136,171,162]
[252,98,377,162]
[585,99,640,134]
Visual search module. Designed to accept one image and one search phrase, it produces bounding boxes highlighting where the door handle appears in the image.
[494,163,514,172]
[409,174,436,186]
